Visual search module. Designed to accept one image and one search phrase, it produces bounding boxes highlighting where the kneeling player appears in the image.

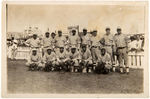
[70,47,82,72]
[26,49,42,71]
[42,48,57,72]
[95,48,112,74]
[64,48,72,72]
[80,44,93,73]
[55,47,68,71]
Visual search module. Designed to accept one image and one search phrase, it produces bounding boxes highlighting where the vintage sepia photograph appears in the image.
[2,1,149,98]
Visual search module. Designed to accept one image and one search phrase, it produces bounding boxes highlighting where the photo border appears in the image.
[1,1,149,98]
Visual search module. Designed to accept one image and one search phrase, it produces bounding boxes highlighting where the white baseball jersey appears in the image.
[98,52,111,63]
[43,52,56,63]
[26,38,41,48]
[81,35,91,45]
[50,37,57,48]
[69,35,79,45]
[80,49,92,61]
[114,34,128,48]
[56,36,66,47]
[91,36,100,46]
[103,34,114,46]
[70,51,81,60]
[28,54,41,63]
[42,37,51,47]
[57,51,66,60]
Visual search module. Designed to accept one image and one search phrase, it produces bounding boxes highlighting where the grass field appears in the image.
[7,59,143,94]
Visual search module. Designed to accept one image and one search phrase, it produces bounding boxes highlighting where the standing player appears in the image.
[114,27,129,74]
[90,30,100,63]
[9,37,18,60]
[64,36,71,51]
[42,32,51,56]
[102,27,115,71]
[25,34,41,54]
[50,32,57,52]
[56,30,66,51]
[81,28,91,49]
[69,30,80,49]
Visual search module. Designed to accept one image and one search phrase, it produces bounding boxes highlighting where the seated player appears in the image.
[42,48,57,72]
[26,49,42,71]
[95,48,112,74]
[56,47,68,71]
[80,44,93,73]
[70,47,82,72]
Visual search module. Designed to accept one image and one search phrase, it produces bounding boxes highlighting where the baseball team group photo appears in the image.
[3,2,148,97]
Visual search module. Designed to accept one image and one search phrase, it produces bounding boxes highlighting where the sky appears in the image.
[7,3,146,38]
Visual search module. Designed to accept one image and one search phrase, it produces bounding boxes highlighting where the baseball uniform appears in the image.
[80,49,93,65]
[42,37,51,54]
[81,34,91,48]
[70,50,81,66]
[56,36,66,48]
[50,37,57,52]
[69,35,80,48]
[26,52,42,67]
[90,36,100,63]
[42,51,57,67]
[114,32,129,73]
[97,52,112,69]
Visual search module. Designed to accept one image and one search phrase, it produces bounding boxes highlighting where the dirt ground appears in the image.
[7,59,143,94]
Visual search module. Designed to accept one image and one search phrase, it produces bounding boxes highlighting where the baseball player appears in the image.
[9,37,18,60]
[99,38,105,48]
[42,48,57,72]
[50,32,57,52]
[56,30,66,49]
[69,47,81,72]
[42,32,51,56]
[81,28,91,49]
[25,34,41,54]
[64,36,71,51]
[64,47,72,72]
[114,27,129,74]
[26,49,42,71]
[69,30,80,49]
[55,47,68,71]
[102,27,115,71]
[95,48,112,74]
[80,44,93,73]
[90,30,100,63]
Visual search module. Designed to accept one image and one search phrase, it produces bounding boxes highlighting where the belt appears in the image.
[92,46,98,48]
[43,46,49,48]
[117,47,126,49]
[105,45,112,47]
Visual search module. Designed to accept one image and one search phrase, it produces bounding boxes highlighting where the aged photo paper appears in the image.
[1,1,149,98]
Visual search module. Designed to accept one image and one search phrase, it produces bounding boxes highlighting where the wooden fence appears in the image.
[13,47,144,68]
[128,52,144,68]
